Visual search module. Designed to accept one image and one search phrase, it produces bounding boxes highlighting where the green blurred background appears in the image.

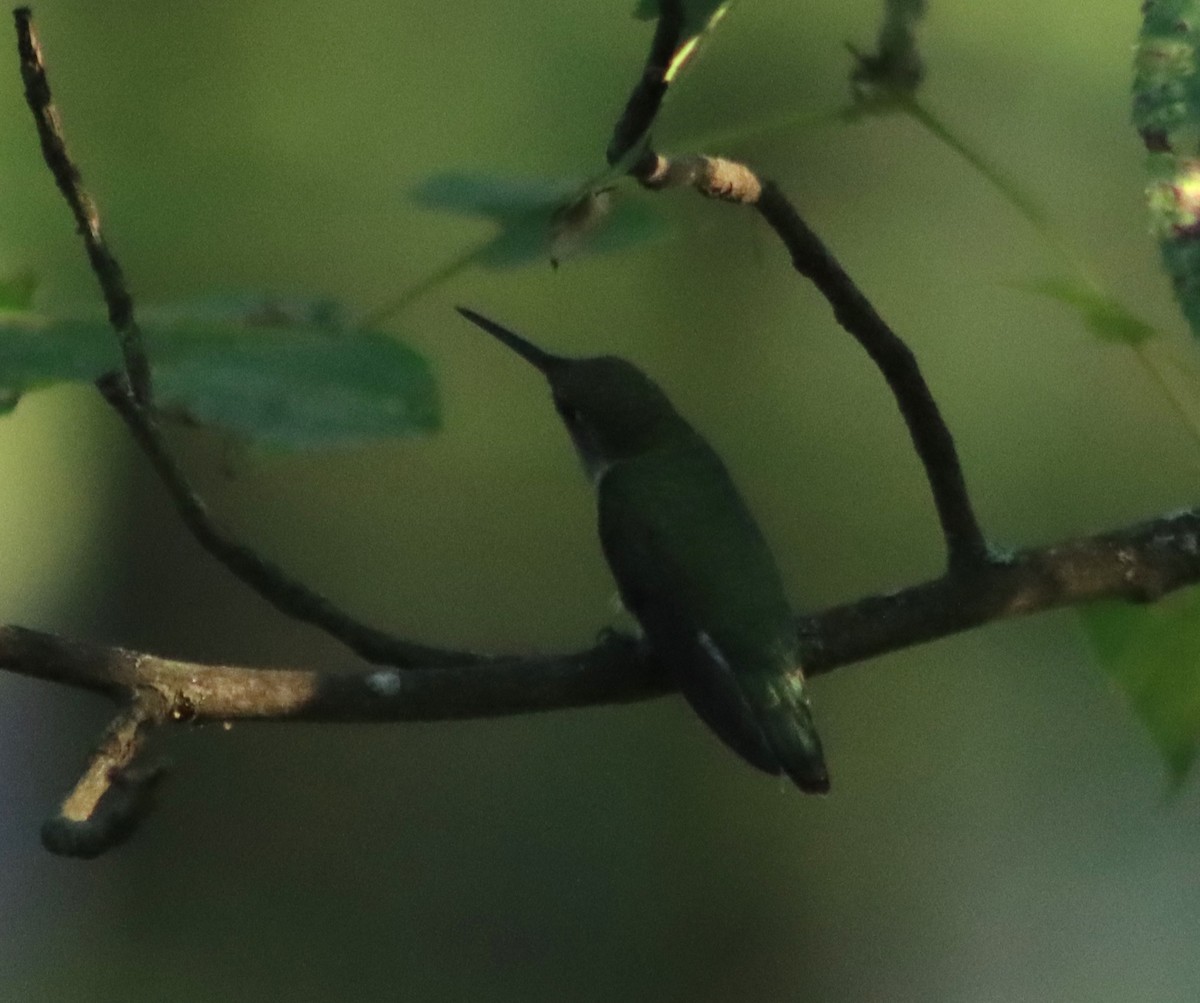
[2,1,1198,1000]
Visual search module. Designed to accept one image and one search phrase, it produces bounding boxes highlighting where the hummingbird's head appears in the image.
[457,308,697,477]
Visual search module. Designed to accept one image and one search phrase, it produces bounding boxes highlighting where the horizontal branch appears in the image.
[0,625,660,721]
[10,497,1200,857]
[8,506,1200,724]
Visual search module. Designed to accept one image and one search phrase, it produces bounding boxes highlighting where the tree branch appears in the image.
[753,178,987,571]
[0,625,659,723]
[40,693,169,859]
[9,508,1199,724]
[96,374,487,668]
[606,0,685,166]
[643,159,987,571]
[8,504,1200,851]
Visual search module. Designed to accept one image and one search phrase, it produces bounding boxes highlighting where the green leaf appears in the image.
[1081,592,1200,783]
[1012,277,1161,346]
[412,174,574,221]
[849,0,927,106]
[0,270,38,312]
[1134,3,1200,340]
[0,301,439,449]
[143,293,346,330]
[412,172,668,269]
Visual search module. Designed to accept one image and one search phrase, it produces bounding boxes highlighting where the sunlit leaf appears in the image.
[1080,591,1200,784]
[0,303,438,449]
[412,172,668,269]
[0,270,38,312]
[1013,276,1160,346]
[1135,2,1200,340]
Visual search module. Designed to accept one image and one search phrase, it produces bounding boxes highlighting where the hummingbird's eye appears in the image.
[553,396,581,426]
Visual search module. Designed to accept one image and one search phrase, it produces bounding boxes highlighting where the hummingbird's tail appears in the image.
[680,648,831,793]
[758,683,830,794]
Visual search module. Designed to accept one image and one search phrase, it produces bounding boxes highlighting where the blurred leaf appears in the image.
[412,172,668,269]
[143,292,346,330]
[557,193,665,261]
[1081,592,1200,784]
[1133,0,1200,146]
[412,174,574,221]
[849,0,927,105]
[0,303,438,449]
[0,270,38,312]
[1013,277,1161,346]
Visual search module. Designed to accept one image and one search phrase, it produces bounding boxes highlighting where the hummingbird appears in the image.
[456,307,829,792]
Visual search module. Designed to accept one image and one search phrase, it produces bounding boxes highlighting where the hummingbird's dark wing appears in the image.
[597,446,828,791]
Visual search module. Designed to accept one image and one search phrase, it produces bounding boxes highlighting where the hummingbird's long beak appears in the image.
[456,307,564,374]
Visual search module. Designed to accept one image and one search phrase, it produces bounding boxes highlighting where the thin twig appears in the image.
[13,7,151,405]
[606,0,685,167]
[97,377,487,667]
[753,179,988,569]
[40,692,169,858]
[631,151,989,570]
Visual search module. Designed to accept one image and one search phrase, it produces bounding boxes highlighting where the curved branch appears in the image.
[97,376,488,668]
[15,10,486,670]
[630,153,988,571]
[753,179,987,570]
